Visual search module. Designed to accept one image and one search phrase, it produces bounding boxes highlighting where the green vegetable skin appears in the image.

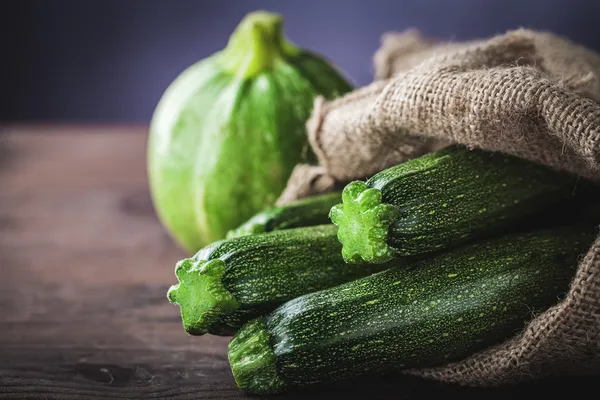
[167,225,404,336]
[331,145,582,264]
[229,225,596,394]
[227,192,342,238]
[148,11,352,253]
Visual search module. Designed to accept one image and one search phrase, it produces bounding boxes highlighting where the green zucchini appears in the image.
[167,224,403,336]
[228,225,595,394]
[226,192,342,238]
[330,145,582,264]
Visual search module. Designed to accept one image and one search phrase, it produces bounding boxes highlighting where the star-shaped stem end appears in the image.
[167,257,240,335]
[329,181,400,264]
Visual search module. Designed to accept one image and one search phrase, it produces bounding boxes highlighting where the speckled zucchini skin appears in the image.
[227,192,342,238]
[197,225,399,334]
[373,146,580,257]
[256,226,594,389]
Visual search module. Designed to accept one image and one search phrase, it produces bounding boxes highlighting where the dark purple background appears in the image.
[4,0,600,123]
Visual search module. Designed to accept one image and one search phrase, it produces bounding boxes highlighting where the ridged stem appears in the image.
[167,258,240,335]
[329,181,400,264]
[228,318,287,394]
[220,11,300,79]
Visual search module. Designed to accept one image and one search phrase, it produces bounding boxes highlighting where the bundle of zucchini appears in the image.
[229,225,594,393]
[167,144,599,395]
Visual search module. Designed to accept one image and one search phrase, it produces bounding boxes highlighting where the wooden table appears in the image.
[0,126,597,399]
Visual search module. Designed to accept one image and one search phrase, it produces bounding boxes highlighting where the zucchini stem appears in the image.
[228,318,287,394]
[329,181,400,264]
[220,11,300,79]
[167,258,240,335]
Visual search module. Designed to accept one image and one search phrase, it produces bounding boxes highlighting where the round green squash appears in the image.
[147,11,352,253]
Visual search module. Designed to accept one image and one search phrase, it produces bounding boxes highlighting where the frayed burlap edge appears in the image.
[373,29,440,80]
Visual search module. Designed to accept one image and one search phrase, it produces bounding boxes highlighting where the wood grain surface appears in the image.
[0,125,598,399]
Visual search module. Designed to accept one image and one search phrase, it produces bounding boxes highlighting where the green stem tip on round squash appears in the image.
[167,258,240,335]
[329,181,400,264]
[228,318,286,395]
[220,10,300,79]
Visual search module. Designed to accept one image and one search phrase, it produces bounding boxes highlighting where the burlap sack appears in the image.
[279,28,600,386]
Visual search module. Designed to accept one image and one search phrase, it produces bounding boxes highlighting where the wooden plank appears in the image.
[0,127,237,399]
[0,126,598,399]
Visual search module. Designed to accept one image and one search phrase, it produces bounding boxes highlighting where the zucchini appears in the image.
[330,145,582,264]
[228,225,595,394]
[227,192,342,238]
[167,225,403,336]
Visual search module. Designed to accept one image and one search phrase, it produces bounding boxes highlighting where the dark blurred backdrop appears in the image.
[4,0,600,123]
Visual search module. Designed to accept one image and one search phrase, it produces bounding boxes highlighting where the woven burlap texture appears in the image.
[281,28,600,386]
